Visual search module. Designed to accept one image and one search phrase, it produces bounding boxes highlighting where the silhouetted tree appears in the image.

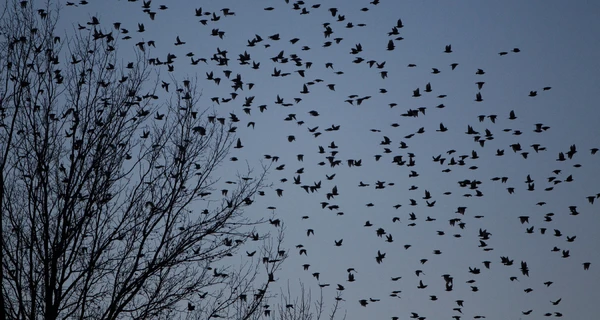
[0,1,284,319]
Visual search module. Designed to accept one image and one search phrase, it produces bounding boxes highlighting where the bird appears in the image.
[234,138,243,149]
[518,216,529,224]
[375,250,386,264]
[387,39,395,50]
[583,262,591,270]
[174,36,185,46]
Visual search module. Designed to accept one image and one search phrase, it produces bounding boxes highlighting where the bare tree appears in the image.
[0,1,284,319]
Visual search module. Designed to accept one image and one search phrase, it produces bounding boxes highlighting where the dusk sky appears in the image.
[53,0,600,319]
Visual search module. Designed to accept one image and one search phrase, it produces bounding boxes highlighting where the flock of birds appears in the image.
[48,0,600,319]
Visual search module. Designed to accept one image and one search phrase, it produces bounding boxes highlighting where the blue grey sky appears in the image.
[55,0,600,319]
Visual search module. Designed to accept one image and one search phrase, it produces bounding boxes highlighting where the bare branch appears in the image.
[0,2,284,320]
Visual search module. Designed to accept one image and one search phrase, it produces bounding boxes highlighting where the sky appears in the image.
[48,0,600,319]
